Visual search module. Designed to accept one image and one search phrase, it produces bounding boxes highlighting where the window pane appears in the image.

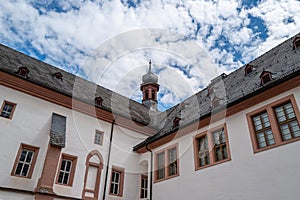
[22,164,29,176]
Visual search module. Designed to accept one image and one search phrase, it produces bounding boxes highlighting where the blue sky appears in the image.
[1,0,300,111]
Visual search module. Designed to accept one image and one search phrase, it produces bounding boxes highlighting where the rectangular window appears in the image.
[213,128,228,161]
[154,144,179,182]
[156,152,165,180]
[274,102,300,141]
[56,154,77,186]
[0,101,16,119]
[94,130,104,145]
[11,144,39,179]
[140,175,148,199]
[251,112,275,149]
[193,124,231,170]
[197,135,210,167]
[168,147,177,176]
[247,95,300,153]
[109,166,124,197]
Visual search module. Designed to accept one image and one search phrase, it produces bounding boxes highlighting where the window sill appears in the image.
[154,173,179,183]
[253,136,300,154]
[195,158,231,171]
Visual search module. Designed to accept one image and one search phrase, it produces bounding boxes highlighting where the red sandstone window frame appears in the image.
[94,130,104,146]
[56,153,77,186]
[0,100,17,120]
[246,94,300,153]
[11,143,39,179]
[193,124,231,171]
[154,143,179,183]
[109,166,125,197]
[82,151,103,200]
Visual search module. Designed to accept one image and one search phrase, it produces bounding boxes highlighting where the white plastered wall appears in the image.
[151,86,300,200]
[0,85,149,199]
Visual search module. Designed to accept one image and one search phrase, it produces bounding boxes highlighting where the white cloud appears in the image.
[1,0,300,110]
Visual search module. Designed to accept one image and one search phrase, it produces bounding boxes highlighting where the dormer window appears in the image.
[95,97,103,107]
[173,117,181,128]
[293,37,300,49]
[53,72,63,80]
[245,64,254,75]
[17,67,29,78]
[212,97,220,108]
[207,86,214,97]
[260,71,272,85]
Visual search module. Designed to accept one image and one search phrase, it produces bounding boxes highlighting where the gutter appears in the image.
[102,119,115,200]
[145,143,153,200]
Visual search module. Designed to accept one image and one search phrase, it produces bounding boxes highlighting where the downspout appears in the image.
[102,119,115,200]
[146,143,153,200]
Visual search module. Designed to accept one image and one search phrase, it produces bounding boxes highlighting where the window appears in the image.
[17,67,29,77]
[260,71,272,85]
[193,125,231,170]
[0,101,16,119]
[94,130,104,145]
[82,151,103,199]
[251,112,275,149]
[140,175,148,199]
[154,144,179,182]
[247,95,300,153]
[56,154,77,186]
[145,90,149,100]
[293,37,300,49]
[53,72,63,80]
[212,97,220,108]
[173,117,181,128]
[245,64,253,75]
[95,97,103,107]
[11,143,39,179]
[109,166,125,197]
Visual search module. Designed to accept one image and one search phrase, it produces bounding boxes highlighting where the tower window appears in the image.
[145,91,149,100]
[293,37,300,49]
[260,71,272,85]
[17,67,29,78]
[152,90,156,100]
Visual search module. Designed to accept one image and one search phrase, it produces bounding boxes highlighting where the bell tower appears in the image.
[141,60,159,110]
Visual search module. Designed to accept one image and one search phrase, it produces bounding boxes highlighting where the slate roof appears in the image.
[0,44,152,126]
[0,32,300,151]
[133,32,300,151]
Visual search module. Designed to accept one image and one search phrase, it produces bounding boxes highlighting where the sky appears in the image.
[1,0,300,111]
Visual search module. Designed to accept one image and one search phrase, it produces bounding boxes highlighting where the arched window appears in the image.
[151,90,156,100]
[82,151,103,200]
[145,90,149,100]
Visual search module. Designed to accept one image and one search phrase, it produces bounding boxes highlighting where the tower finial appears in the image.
[149,59,152,72]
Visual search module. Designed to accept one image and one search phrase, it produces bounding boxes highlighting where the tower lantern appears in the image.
[140,60,159,110]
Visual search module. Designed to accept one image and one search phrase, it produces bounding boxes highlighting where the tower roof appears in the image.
[142,60,158,84]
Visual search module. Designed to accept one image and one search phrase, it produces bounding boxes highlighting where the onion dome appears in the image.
[142,60,158,84]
